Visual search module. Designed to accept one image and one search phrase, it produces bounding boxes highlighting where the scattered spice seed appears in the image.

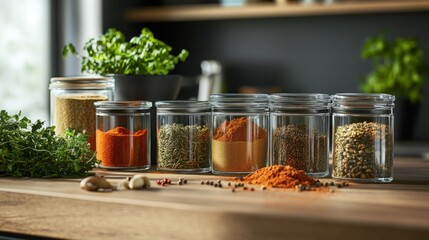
[184,179,187,184]
[214,183,219,188]
[228,182,231,187]
[261,186,267,191]
[243,187,248,190]
[232,188,236,192]
[250,188,254,191]
[201,181,205,185]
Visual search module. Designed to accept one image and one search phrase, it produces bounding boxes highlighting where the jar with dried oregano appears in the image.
[49,77,114,151]
[210,94,269,174]
[156,101,211,173]
[332,93,395,183]
[269,93,331,177]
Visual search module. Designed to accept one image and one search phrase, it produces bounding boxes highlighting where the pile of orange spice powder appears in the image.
[238,165,316,188]
[212,117,267,172]
[96,126,148,168]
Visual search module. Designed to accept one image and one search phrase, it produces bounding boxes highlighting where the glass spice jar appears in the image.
[269,93,331,177]
[49,76,114,150]
[332,93,395,183]
[155,101,211,173]
[94,101,152,170]
[210,94,269,175]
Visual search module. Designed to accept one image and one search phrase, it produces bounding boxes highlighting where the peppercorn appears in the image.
[232,188,236,193]
[261,186,267,191]
[201,181,205,185]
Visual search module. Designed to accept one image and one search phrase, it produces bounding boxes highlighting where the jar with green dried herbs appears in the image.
[270,93,331,177]
[155,101,211,172]
[332,93,395,183]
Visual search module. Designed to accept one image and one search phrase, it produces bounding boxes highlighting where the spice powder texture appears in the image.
[96,127,148,167]
[240,165,315,188]
[54,95,108,150]
[212,117,267,172]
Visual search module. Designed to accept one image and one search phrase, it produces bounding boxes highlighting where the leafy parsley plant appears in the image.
[63,28,189,75]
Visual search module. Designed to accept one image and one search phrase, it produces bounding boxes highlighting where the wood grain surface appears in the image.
[1,157,428,240]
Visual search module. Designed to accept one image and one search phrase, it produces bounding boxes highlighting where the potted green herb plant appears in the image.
[63,27,189,101]
[361,34,429,139]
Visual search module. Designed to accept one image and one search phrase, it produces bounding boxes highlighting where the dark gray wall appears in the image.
[103,4,429,140]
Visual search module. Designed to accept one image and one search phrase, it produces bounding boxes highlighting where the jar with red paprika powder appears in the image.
[94,101,152,170]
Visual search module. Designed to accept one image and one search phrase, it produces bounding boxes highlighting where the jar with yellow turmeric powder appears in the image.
[210,94,269,174]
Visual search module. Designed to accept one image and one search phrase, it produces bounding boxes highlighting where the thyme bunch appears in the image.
[0,110,98,178]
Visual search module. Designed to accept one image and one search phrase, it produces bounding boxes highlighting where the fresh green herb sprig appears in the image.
[63,28,189,75]
[0,110,98,178]
[361,35,429,103]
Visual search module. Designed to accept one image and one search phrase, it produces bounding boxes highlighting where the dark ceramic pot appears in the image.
[110,74,182,165]
[112,74,182,101]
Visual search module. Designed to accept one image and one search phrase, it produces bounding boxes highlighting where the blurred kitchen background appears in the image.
[0,0,428,156]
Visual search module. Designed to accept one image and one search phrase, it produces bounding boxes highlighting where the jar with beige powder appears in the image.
[49,76,114,150]
[210,94,269,174]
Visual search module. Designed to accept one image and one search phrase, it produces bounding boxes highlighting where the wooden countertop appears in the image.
[1,157,428,240]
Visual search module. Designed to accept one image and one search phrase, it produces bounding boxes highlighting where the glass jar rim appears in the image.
[270,93,331,103]
[49,76,114,90]
[332,93,395,103]
[210,93,269,103]
[94,101,152,109]
[156,100,210,113]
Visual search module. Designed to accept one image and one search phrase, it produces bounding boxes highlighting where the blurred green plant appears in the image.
[361,34,429,103]
[63,28,189,76]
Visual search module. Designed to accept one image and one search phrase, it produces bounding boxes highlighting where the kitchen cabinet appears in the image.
[0,157,428,239]
[126,0,429,22]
